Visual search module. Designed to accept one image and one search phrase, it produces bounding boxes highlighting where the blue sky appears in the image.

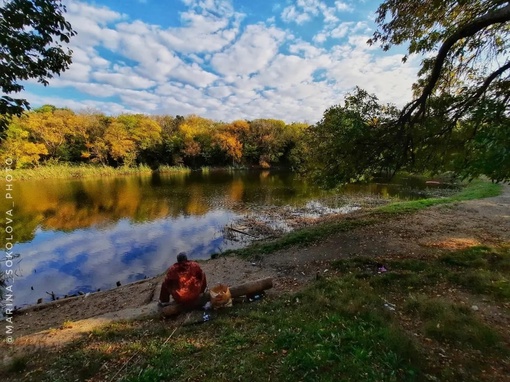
[22,0,420,123]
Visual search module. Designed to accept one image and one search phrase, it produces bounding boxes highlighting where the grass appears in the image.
[403,295,501,349]
[3,245,508,381]
[332,245,510,302]
[212,179,502,259]
[375,180,502,214]
[2,163,191,180]
[1,277,423,382]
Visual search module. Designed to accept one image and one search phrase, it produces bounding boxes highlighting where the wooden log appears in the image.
[226,226,258,238]
[160,277,273,317]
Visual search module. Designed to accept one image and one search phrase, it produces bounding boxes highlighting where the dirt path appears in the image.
[2,184,509,362]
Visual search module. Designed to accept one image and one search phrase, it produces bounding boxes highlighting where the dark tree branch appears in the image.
[452,60,510,119]
[400,2,510,123]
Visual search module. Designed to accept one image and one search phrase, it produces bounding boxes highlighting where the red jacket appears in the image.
[160,261,207,304]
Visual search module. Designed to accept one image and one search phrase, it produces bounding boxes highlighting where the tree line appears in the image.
[1,0,508,184]
[0,105,309,170]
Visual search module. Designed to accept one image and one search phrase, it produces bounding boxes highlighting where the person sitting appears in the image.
[158,252,207,307]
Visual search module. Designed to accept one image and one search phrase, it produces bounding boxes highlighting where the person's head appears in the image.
[177,252,188,263]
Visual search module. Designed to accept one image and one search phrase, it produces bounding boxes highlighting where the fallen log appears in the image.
[226,226,258,238]
[160,277,273,317]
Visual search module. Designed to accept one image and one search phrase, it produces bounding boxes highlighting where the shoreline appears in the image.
[1,183,508,379]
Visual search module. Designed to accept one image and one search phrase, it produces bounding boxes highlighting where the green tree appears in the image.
[304,88,400,187]
[0,0,76,133]
[366,0,510,181]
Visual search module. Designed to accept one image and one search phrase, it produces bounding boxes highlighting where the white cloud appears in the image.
[288,40,326,59]
[281,5,311,24]
[211,24,286,78]
[313,32,328,44]
[330,22,352,39]
[281,0,344,25]
[335,1,352,12]
[24,0,420,125]
[257,54,316,88]
[92,71,157,90]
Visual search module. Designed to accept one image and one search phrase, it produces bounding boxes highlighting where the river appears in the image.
[0,169,452,308]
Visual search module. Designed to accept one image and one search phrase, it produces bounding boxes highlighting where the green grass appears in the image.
[2,244,509,381]
[375,180,502,214]
[403,295,501,350]
[3,163,191,180]
[2,278,423,382]
[332,245,510,302]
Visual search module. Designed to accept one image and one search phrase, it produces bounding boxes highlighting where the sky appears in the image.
[22,0,420,124]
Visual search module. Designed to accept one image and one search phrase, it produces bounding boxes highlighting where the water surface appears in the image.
[0,170,451,308]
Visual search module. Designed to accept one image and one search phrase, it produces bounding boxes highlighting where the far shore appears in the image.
[0,163,281,181]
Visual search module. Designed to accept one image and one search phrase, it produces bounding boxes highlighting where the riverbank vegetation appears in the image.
[6,163,192,180]
[0,106,308,172]
[2,243,508,381]
[2,84,507,185]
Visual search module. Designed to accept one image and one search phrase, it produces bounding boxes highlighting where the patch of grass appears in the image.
[403,295,501,351]
[332,245,510,303]
[332,257,443,290]
[42,348,112,381]
[2,277,423,382]
[448,270,510,300]
[123,348,182,382]
[439,245,510,271]
[4,164,192,181]
[376,180,502,214]
[370,271,426,289]
[438,246,510,300]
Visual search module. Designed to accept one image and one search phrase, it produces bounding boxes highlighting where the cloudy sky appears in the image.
[23,0,419,124]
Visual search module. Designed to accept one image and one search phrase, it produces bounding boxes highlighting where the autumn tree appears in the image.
[214,130,243,165]
[0,115,47,168]
[366,0,510,181]
[117,114,162,167]
[77,112,109,165]
[244,119,287,168]
[23,106,78,160]
[178,115,215,167]
[103,119,136,166]
[0,0,76,134]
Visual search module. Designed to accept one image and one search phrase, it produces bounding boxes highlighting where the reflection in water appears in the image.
[0,170,450,308]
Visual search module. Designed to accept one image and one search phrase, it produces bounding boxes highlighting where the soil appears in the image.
[2,184,509,364]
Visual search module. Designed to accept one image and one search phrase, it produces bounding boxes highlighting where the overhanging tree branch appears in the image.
[452,60,510,119]
[400,2,510,123]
